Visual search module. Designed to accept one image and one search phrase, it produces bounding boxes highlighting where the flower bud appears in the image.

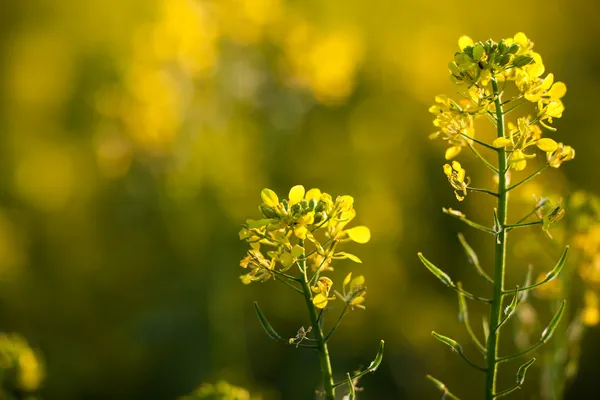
[260,204,278,219]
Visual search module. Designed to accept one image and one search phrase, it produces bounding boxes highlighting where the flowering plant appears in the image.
[239,185,383,399]
[421,33,574,399]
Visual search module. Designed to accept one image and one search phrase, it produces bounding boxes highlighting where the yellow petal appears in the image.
[513,32,529,48]
[288,185,305,205]
[536,138,558,152]
[261,188,279,207]
[445,146,462,160]
[280,252,294,268]
[350,296,365,306]
[291,245,304,259]
[458,35,474,51]
[346,226,371,244]
[343,272,352,287]
[294,225,308,239]
[443,164,453,176]
[334,252,362,263]
[350,275,365,289]
[548,82,567,99]
[313,293,329,309]
[492,137,512,148]
[305,188,322,203]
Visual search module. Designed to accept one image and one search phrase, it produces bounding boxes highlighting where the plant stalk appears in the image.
[486,78,508,400]
[299,239,335,399]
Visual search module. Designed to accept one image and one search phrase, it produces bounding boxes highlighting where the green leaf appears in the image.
[333,252,362,263]
[432,331,461,352]
[418,253,453,287]
[541,301,566,342]
[253,302,283,341]
[516,358,536,385]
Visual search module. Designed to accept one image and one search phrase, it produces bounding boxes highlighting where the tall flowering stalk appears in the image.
[239,185,383,399]
[420,33,575,399]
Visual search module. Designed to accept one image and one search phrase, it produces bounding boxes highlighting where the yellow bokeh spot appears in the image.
[15,147,75,212]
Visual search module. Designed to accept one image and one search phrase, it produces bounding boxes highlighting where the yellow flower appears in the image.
[443,161,470,201]
[239,249,275,284]
[547,143,575,168]
[337,272,366,310]
[429,95,476,160]
[492,117,558,171]
[312,277,336,309]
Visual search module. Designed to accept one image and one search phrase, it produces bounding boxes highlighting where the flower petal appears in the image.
[288,185,305,205]
[346,226,371,244]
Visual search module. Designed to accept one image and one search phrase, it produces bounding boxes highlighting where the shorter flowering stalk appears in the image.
[239,185,383,398]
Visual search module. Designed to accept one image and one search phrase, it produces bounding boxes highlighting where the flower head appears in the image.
[443,161,470,201]
[239,185,370,285]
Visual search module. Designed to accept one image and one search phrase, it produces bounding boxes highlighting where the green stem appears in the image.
[486,78,508,400]
[299,239,335,399]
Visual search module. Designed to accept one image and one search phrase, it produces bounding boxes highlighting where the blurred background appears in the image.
[0,0,599,398]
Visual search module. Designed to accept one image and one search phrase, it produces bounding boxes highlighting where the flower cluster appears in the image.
[239,185,370,310]
[429,32,574,174]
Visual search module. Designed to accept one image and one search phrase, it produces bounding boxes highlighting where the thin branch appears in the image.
[456,347,487,372]
[443,208,495,235]
[324,304,349,342]
[274,275,304,294]
[505,221,542,231]
[494,384,522,398]
[468,187,499,198]
[507,164,548,192]
[514,200,548,225]
[466,140,499,174]
[458,132,498,151]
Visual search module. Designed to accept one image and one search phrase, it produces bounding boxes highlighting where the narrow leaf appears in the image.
[254,301,283,341]
[541,301,566,342]
[418,253,454,287]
